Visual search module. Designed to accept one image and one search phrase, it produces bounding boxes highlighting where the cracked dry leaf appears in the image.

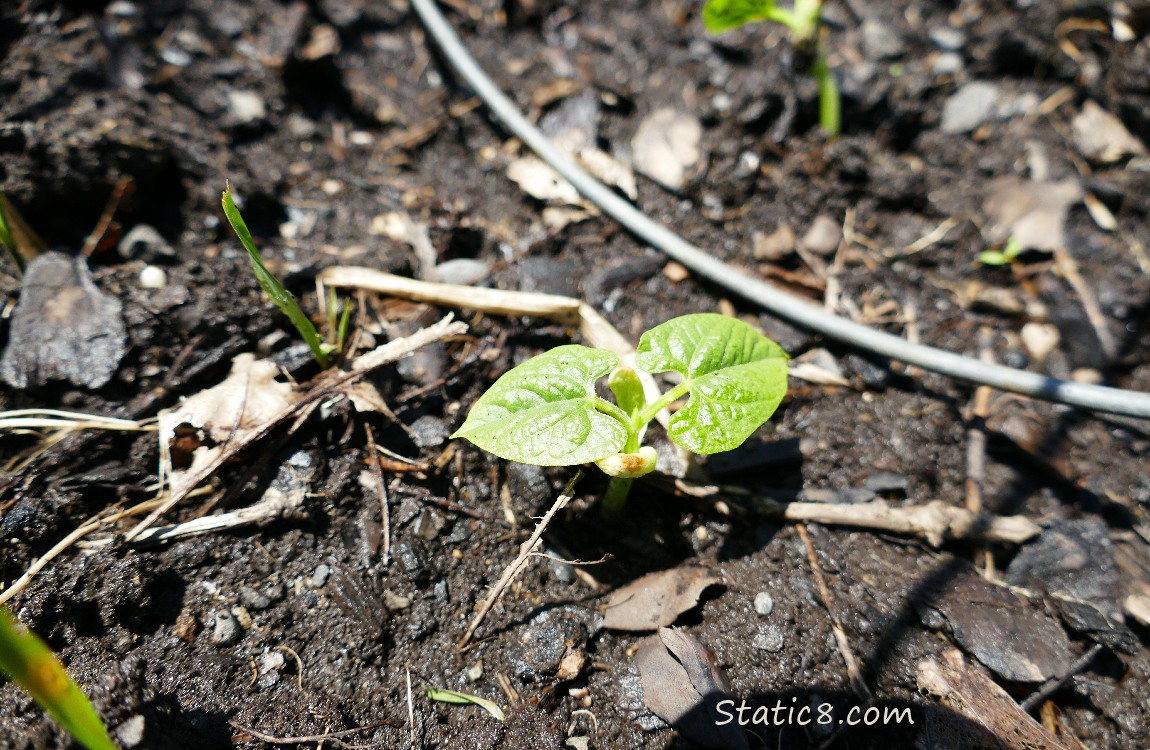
[981,177,1081,251]
[158,353,297,495]
[0,252,126,390]
[917,649,1073,750]
[635,627,749,750]
[603,567,724,631]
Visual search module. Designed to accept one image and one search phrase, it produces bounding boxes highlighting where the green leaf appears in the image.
[424,686,506,721]
[0,607,118,750]
[221,186,331,369]
[978,250,1011,266]
[451,345,628,466]
[702,0,776,33]
[635,313,789,454]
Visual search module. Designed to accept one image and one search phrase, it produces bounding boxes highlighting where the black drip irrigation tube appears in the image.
[410,0,1150,420]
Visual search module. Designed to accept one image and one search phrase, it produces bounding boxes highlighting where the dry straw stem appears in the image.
[458,472,582,650]
[753,497,1040,547]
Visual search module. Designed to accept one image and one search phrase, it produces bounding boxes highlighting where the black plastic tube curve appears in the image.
[410,0,1150,419]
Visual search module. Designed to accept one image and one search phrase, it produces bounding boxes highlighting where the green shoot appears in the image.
[451,314,789,514]
[702,0,840,137]
[979,236,1024,266]
[424,686,506,721]
[221,186,333,369]
[0,191,24,274]
[0,606,118,750]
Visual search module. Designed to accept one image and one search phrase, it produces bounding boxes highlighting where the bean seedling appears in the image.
[452,314,789,514]
[702,0,841,137]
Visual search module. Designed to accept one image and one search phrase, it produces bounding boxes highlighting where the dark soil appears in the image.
[3,0,1150,748]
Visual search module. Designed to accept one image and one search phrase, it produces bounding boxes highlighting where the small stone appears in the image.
[753,592,774,617]
[239,586,272,611]
[662,261,690,283]
[863,472,910,495]
[1021,322,1060,362]
[466,661,484,682]
[383,590,412,610]
[256,651,285,675]
[114,715,146,748]
[210,610,242,645]
[227,90,266,125]
[118,224,174,261]
[753,224,796,261]
[1072,101,1147,163]
[931,52,964,77]
[752,624,785,652]
[409,414,449,449]
[940,82,999,134]
[414,508,446,540]
[800,215,842,256]
[929,27,966,51]
[861,19,905,60]
[631,108,703,191]
[433,258,491,286]
[307,563,331,589]
[138,265,167,289]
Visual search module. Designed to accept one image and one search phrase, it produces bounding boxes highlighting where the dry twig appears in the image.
[797,523,872,702]
[458,472,582,649]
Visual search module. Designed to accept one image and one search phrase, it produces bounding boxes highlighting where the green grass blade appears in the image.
[0,606,118,750]
[221,186,331,369]
[0,191,24,275]
[424,686,506,721]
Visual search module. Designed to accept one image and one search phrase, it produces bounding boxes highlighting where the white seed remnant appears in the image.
[139,265,167,289]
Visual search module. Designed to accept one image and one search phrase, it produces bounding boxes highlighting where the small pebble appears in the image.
[931,52,964,77]
[940,82,999,134]
[139,265,167,289]
[800,215,842,256]
[433,258,491,286]
[861,19,906,60]
[752,624,785,652]
[409,414,449,449]
[754,592,775,617]
[1021,322,1060,362]
[466,661,484,682]
[114,715,146,748]
[307,563,331,589]
[227,90,266,124]
[753,224,796,262]
[239,586,272,611]
[929,26,967,51]
[211,610,241,645]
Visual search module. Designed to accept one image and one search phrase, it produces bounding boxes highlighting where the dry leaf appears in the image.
[982,177,1082,251]
[158,353,297,495]
[917,648,1073,750]
[635,627,749,750]
[603,567,724,631]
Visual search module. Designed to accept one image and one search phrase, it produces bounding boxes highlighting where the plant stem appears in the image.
[813,30,840,137]
[602,476,634,517]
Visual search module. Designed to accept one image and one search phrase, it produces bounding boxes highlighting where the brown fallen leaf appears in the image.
[917,648,1074,750]
[603,567,724,631]
[635,627,749,750]
[158,353,297,497]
